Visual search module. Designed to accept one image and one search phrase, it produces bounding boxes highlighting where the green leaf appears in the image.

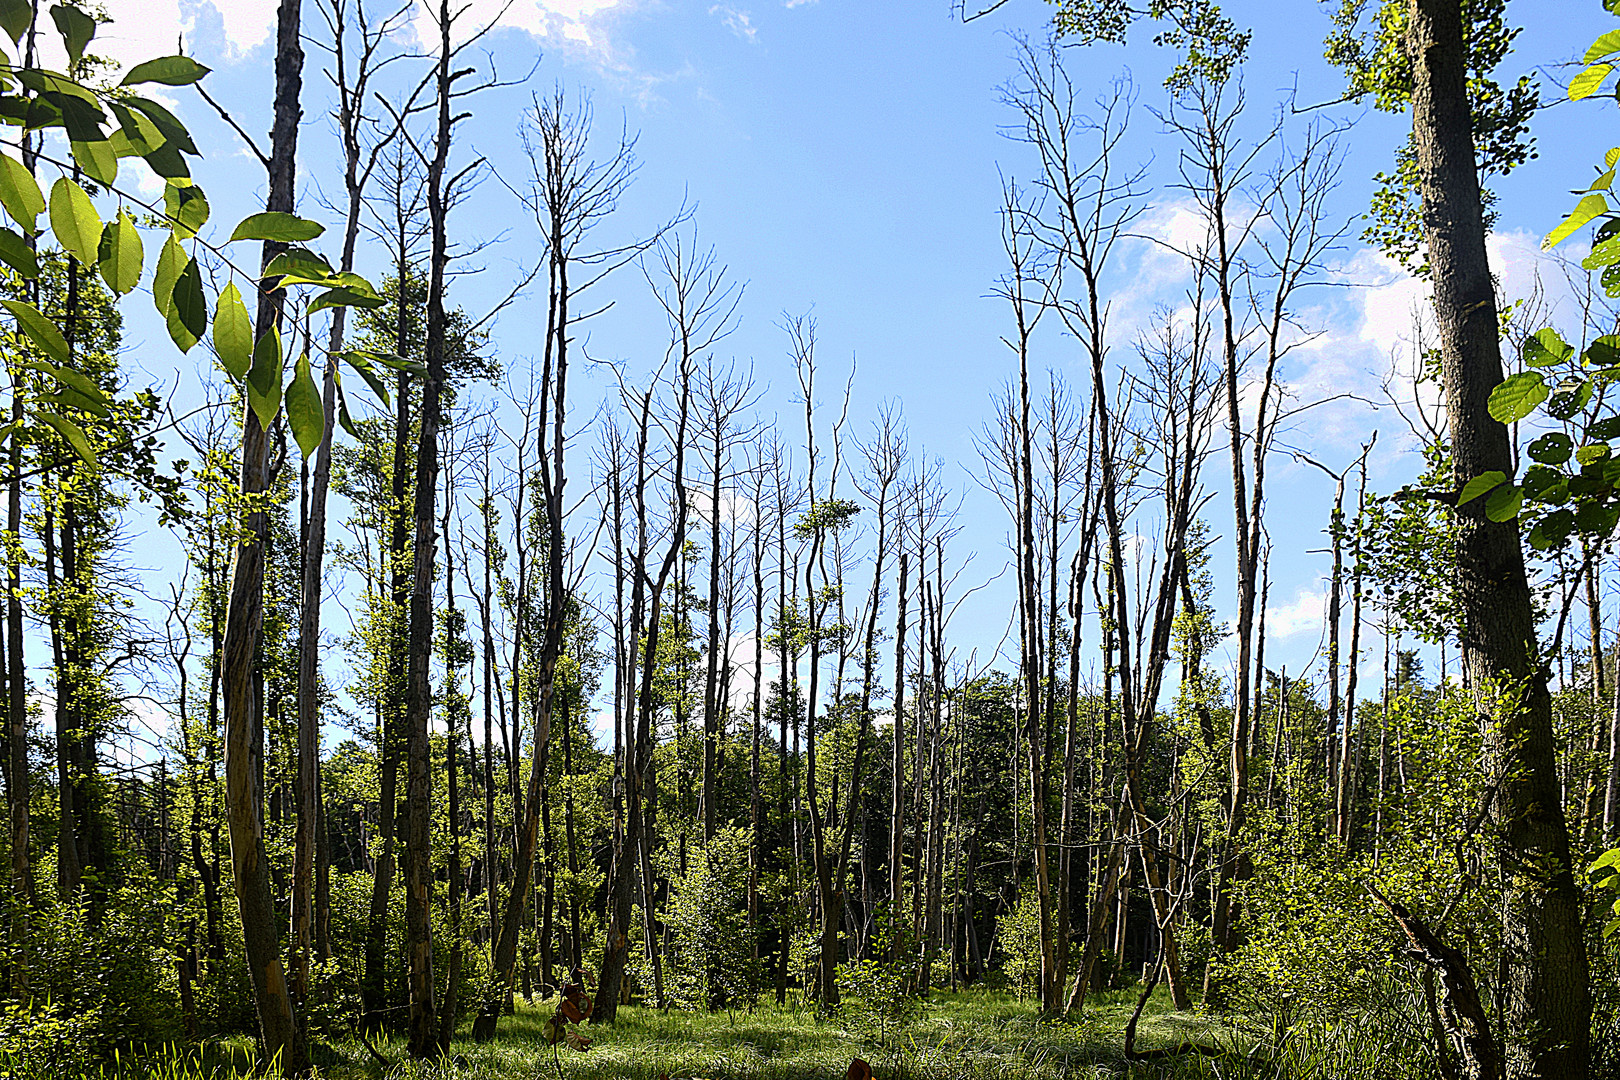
[366,351,427,376]
[1576,442,1611,467]
[0,226,37,278]
[120,56,210,87]
[125,96,196,156]
[0,0,31,44]
[334,373,361,438]
[1583,236,1620,269]
[1523,327,1572,368]
[1586,335,1620,368]
[1528,432,1573,466]
[1522,465,1564,499]
[228,211,323,244]
[49,4,95,67]
[263,247,333,282]
[1549,376,1594,421]
[142,141,189,180]
[212,281,252,379]
[169,256,205,351]
[1488,372,1549,424]
[1485,484,1523,522]
[1604,262,1620,299]
[284,351,324,458]
[247,328,283,430]
[96,210,141,296]
[1546,192,1610,250]
[163,178,208,239]
[47,176,99,268]
[1574,63,1615,101]
[69,138,116,187]
[46,92,104,143]
[1576,500,1619,536]
[34,409,94,465]
[1586,28,1620,64]
[38,389,108,419]
[308,286,384,314]
[108,102,165,156]
[1458,470,1507,506]
[152,234,183,318]
[0,155,43,233]
[339,350,391,406]
[1,298,67,364]
[37,361,105,408]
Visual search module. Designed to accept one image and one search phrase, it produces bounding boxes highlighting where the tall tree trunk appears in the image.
[5,388,23,910]
[1408,2,1590,1074]
[220,0,309,1067]
[889,548,908,959]
[437,472,465,1052]
[403,0,465,1051]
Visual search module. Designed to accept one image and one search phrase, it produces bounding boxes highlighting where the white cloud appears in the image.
[709,4,757,42]
[92,0,275,72]
[1265,587,1326,639]
[411,0,638,60]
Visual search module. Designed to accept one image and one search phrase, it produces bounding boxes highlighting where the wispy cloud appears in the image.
[709,4,757,42]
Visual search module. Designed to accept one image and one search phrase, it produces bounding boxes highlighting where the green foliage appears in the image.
[1361,443,1458,642]
[839,957,925,1046]
[1593,847,1620,940]
[1,884,183,1070]
[1051,0,1251,93]
[664,827,763,1011]
[1324,0,1538,272]
[0,1,388,473]
[998,881,1045,1001]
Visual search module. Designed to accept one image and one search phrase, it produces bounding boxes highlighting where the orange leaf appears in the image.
[564,1030,593,1052]
[848,1057,874,1080]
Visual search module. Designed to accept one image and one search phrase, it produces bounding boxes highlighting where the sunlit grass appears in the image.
[13,985,1435,1080]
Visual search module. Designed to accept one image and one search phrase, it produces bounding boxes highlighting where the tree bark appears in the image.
[220,0,308,1068]
[1408,2,1591,1074]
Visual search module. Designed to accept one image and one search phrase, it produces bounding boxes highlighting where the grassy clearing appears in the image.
[48,987,1426,1080]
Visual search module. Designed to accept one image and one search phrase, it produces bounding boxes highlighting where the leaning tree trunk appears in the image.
[1408,1,1590,1075]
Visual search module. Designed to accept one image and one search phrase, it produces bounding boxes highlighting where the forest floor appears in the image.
[165,988,1278,1080]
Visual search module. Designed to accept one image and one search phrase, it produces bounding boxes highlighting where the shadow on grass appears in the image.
[57,985,1425,1080]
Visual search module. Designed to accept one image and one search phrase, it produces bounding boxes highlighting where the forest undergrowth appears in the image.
[3,987,1464,1080]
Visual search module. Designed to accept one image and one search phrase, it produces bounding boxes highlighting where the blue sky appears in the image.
[62,0,1620,746]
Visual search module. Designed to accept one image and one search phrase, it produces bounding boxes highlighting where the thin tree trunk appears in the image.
[220,0,309,1066]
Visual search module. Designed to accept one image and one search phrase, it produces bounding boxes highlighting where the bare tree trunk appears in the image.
[889,547,908,956]
[5,387,23,911]
[220,0,308,1067]
[1408,2,1590,1073]
[437,470,465,1052]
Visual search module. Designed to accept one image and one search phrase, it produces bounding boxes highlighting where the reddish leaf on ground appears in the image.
[848,1056,875,1080]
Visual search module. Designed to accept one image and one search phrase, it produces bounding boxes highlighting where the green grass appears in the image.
[17,986,1435,1080]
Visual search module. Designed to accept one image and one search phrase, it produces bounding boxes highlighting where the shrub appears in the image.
[664,826,762,1011]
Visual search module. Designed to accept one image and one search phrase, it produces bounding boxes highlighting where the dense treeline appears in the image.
[1,0,1620,1079]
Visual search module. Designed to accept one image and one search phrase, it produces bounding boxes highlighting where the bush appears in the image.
[999,882,1043,1000]
[839,957,925,1046]
[664,826,763,1011]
